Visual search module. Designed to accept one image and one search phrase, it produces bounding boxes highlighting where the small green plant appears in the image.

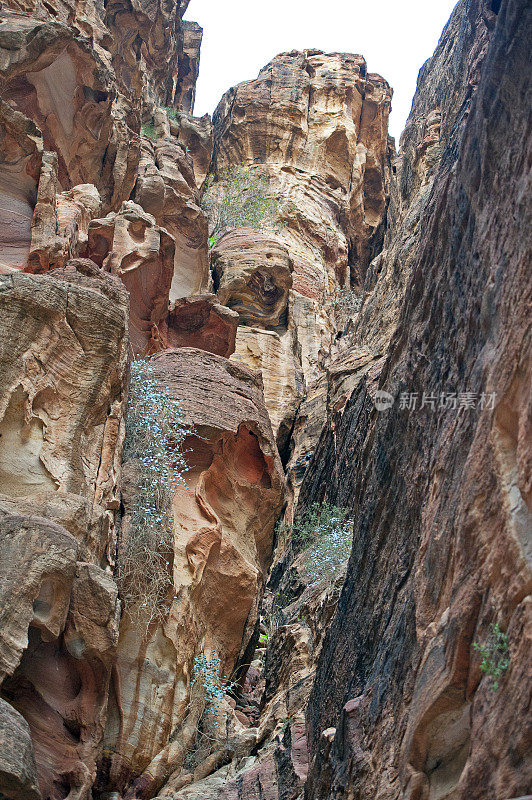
[292,502,353,583]
[281,714,294,735]
[117,358,188,627]
[161,105,178,121]
[141,119,157,140]
[473,623,510,690]
[191,651,234,726]
[331,287,362,329]
[201,166,284,247]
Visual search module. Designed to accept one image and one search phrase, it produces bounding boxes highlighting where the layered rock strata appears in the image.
[298,1,532,798]
[0,0,530,798]
[100,348,285,798]
[206,51,393,489]
[0,269,128,799]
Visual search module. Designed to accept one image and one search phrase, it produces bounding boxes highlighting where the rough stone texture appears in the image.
[154,549,346,800]
[299,1,532,798]
[28,180,102,273]
[212,228,293,329]
[0,15,122,196]
[174,112,214,190]
[0,100,43,273]
[0,271,128,508]
[231,326,303,453]
[0,269,127,799]
[175,20,202,114]
[1,0,530,797]
[133,137,209,301]
[0,697,41,800]
[167,294,238,357]
[212,50,392,298]
[0,511,78,682]
[100,348,285,798]
[1,549,120,800]
[0,0,202,276]
[0,490,115,567]
[87,201,175,355]
[0,0,197,122]
[207,52,392,506]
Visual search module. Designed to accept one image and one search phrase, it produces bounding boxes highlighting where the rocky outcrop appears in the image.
[133,137,209,301]
[167,294,238,357]
[174,112,214,190]
[100,349,285,798]
[298,1,532,798]
[205,50,393,503]
[212,50,392,297]
[1,0,530,798]
[87,202,175,355]
[0,0,201,276]
[211,228,293,329]
[0,698,41,800]
[0,269,127,799]
[231,327,303,453]
[0,271,128,506]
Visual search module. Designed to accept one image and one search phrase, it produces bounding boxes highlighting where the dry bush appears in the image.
[202,166,287,247]
[117,358,188,628]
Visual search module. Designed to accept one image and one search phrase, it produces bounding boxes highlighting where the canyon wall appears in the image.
[0,0,530,798]
[301,0,532,798]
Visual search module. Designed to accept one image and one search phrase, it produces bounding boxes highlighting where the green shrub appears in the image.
[117,358,188,627]
[141,119,157,140]
[292,502,353,583]
[161,105,178,121]
[202,166,283,247]
[473,623,510,690]
[331,287,362,329]
[191,651,234,726]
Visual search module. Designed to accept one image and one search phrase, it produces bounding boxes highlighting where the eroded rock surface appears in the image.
[133,138,209,301]
[0,269,127,800]
[299,1,532,798]
[167,294,238,357]
[0,697,41,800]
[212,228,293,329]
[1,0,530,798]
[100,348,285,798]
[212,50,392,299]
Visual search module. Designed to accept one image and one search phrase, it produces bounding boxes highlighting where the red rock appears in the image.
[166,294,238,357]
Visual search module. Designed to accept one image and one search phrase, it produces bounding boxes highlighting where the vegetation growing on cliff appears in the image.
[191,651,233,725]
[473,623,510,690]
[331,286,363,330]
[281,502,354,582]
[202,166,280,246]
[117,358,188,627]
[141,119,157,140]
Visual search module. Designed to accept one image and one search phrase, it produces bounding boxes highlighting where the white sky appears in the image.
[185,0,458,144]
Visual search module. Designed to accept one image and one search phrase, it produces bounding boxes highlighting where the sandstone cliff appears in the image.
[0,0,530,798]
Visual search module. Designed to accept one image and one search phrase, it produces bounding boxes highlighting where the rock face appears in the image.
[212,228,293,329]
[0,270,127,799]
[212,50,392,296]
[0,698,41,800]
[167,294,238,357]
[0,271,128,505]
[206,50,393,502]
[1,0,531,798]
[100,349,285,798]
[133,137,209,302]
[298,1,532,798]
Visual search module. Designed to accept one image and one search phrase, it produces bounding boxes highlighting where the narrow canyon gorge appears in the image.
[0,0,530,798]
